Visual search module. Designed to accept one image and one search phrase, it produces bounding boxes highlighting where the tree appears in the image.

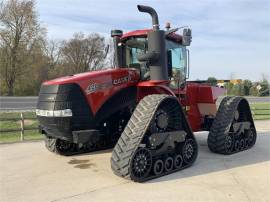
[43,39,61,69]
[61,32,105,75]
[249,85,259,96]
[0,0,45,95]
[242,80,252,96]
[258,79,270,96]
[231,83,242,96]
[207,77,217,86]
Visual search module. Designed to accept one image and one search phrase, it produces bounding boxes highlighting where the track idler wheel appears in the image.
[130,148,152,181]
[153,160,164,175]
[182,139,197,164]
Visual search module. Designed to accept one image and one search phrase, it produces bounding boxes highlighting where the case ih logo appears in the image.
[113,75,130,85]
[85,75,131,94]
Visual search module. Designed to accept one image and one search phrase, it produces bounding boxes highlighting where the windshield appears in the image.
[166,40,187,89]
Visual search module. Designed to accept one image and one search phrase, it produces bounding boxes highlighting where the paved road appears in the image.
[0,121,269,202]
[217,96,270,104]
[0,96,37,111]
[0,96,269,112]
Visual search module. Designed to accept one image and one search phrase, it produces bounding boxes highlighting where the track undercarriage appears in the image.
[208,96,257,154]
[111,94,198,182]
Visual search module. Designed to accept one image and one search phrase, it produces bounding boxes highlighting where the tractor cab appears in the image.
[111,28,191,90]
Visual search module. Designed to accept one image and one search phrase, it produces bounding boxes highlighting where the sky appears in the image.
[36,0,270,81]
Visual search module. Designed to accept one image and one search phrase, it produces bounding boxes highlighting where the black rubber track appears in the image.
[207,96,256,154]
[111,94,197,182]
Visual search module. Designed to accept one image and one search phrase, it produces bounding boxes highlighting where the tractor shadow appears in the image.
[66,149,112,171]
[147,131,270,183]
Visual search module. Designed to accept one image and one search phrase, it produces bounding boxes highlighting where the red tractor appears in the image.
[36,5,256,182]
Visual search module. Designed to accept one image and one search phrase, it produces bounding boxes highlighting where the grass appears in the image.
[0,111,43,143]
[0,102,269,143]
[0,111,37,119]
[0,130,43,143]
[250,102,270,120]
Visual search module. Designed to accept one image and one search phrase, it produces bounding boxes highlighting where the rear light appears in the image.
[36,109,72,117]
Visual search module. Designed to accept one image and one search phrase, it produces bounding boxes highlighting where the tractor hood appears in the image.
[39,67,140,115]
[43,68,139,86]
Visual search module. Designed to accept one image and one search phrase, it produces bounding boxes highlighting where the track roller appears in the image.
[164,157,174,172]
[111,94,198,182]
[153,160,164,175]
[174,155,183,169]
[207,96,257,155]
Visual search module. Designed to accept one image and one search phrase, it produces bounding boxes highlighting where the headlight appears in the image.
[36,109,72,117]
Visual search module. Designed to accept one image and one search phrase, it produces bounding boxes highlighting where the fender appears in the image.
[94,86,137,124]
[137,80,176,101]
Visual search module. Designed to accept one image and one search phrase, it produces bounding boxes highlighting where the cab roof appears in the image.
[121,29,182,43]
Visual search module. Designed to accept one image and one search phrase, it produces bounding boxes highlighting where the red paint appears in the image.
[121,29,182,42]
[44,68,140,114]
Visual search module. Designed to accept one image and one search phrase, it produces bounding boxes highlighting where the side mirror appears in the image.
[182,28,192,46]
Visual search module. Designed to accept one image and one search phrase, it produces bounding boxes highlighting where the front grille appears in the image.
[37,83,94,139]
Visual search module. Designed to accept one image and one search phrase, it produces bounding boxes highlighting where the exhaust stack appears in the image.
[137,5,160,30]
[137,5,168,81]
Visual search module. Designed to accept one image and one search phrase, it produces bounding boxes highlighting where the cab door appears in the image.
[166,40,188,91]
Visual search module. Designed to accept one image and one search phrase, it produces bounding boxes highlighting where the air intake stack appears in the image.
[137,5,168,81]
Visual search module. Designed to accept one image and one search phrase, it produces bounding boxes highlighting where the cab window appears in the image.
[166,40,187,88]
[124,37,147,67]
[123,37,149,80]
